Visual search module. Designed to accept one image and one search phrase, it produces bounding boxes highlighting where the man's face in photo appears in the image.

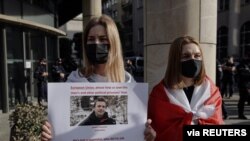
[94,101,106,118]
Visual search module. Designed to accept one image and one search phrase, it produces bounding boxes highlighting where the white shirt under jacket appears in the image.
[66,69,135,83]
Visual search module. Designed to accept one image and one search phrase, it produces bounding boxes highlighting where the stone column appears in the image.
[144,0,218,92]
[82,0,102,27]
[228,0,240,56]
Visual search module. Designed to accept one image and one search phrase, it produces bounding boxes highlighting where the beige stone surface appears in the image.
[145,44,170,93]
[145,0,200,44]
[200,0,217,43]
[0,112,10,141]
[82,0,102,28]
[82,0,102,17]
[200,43,216,83]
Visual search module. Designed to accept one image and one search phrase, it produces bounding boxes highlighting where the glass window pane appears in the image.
[6,26,23,60]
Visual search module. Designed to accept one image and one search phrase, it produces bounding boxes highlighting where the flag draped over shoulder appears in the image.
[148,76,224,141]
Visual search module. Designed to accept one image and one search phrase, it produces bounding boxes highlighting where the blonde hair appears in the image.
[164,35,206,89]
[82,14,125,82]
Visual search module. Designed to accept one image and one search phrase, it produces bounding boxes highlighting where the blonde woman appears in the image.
[41,15,156,141]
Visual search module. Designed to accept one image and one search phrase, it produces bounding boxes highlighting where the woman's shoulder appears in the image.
[204,75,212,81]
[204,75,216,85]
[151,80,166,95]
[204,76,220,93]
[125,71,136,82]
[66,69,88,82]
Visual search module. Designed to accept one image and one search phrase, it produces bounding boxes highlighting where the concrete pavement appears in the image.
[0,92,249,141]
[223,93,250,125]
[0,111,10,141]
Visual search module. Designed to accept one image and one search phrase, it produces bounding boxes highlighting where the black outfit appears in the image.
[216,60,228,119]
[183,85,194,103]
[13,62,27,104]
[52,64,66,82]
[34,64,48,105]
[236,60,250,119]
[79,111,116,126]
[221,62,235,98]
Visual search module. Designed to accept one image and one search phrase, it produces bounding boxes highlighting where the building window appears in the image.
[23,0,54,12]
[0,0,2,12]
[6,26,23,60]
[137,0,143,8]
[241,0,250,6]
[218,0,229,12]
[137,28,143,42]
[240,21,250,57]
[106,0,111,8]
[217,26,228,60]
[111,0,117,5]
[112,10,118,18]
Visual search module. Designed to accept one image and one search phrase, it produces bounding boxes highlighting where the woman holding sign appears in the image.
[144,36,224,141]
[41,15,156,141]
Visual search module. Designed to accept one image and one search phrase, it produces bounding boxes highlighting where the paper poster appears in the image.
[48,82,148,141]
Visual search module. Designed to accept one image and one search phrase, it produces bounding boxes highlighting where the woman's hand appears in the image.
[144,119,156,141]
[41,121,53,141]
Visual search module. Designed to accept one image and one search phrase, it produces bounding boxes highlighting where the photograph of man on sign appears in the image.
[70,96,128,126]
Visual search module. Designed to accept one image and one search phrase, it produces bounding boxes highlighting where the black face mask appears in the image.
[181,59,202,78]
[85,44,110,64]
